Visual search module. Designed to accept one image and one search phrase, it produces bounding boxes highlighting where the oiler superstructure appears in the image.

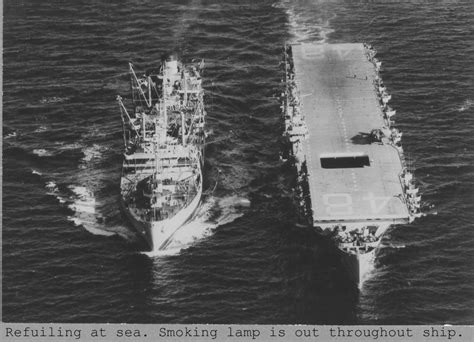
[282,43,421,286]
[117,55,205,251]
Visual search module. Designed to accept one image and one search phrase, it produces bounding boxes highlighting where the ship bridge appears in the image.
[291,43,410,228]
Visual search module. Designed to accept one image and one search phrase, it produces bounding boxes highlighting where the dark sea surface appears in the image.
[3,0,474,324]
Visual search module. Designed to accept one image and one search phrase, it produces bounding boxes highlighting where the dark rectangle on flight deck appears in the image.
[320,155,370,169]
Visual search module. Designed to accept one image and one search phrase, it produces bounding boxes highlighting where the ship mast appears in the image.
[162,61,167,131]
[148,75,152,106]
[182,112,186,146]
[183,69,188,105]
[182,70,188,146]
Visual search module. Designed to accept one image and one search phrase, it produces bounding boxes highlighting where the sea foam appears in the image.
[66,185,115,236]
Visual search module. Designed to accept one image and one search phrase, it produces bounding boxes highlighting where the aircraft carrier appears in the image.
[282,43,421,285]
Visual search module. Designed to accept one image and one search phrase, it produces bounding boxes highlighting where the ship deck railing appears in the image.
[123,163,194,169]
[340,243,377,254]
[124,154,192,162]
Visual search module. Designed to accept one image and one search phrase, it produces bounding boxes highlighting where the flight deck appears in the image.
[289,43,410,227]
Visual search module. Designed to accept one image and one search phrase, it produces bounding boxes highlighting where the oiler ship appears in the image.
[282,43,421,286]
[117,55,206,251]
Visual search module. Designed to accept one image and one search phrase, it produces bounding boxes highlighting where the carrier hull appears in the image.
[283,43,420,286]
[337,241,378,286]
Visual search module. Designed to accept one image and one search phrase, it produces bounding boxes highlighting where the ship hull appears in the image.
[337,248,376,286]
[335,225,388,286]
[120,168,203,251]
[117,57,206,252]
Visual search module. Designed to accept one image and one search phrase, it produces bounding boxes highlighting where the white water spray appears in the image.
[142,195,249,257]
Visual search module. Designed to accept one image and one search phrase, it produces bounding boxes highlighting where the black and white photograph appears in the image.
[3,0,473,330]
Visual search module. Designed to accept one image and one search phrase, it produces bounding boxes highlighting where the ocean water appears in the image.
[3,0,474,324]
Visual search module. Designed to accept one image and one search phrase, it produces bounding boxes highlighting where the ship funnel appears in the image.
[162,53,179,74]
